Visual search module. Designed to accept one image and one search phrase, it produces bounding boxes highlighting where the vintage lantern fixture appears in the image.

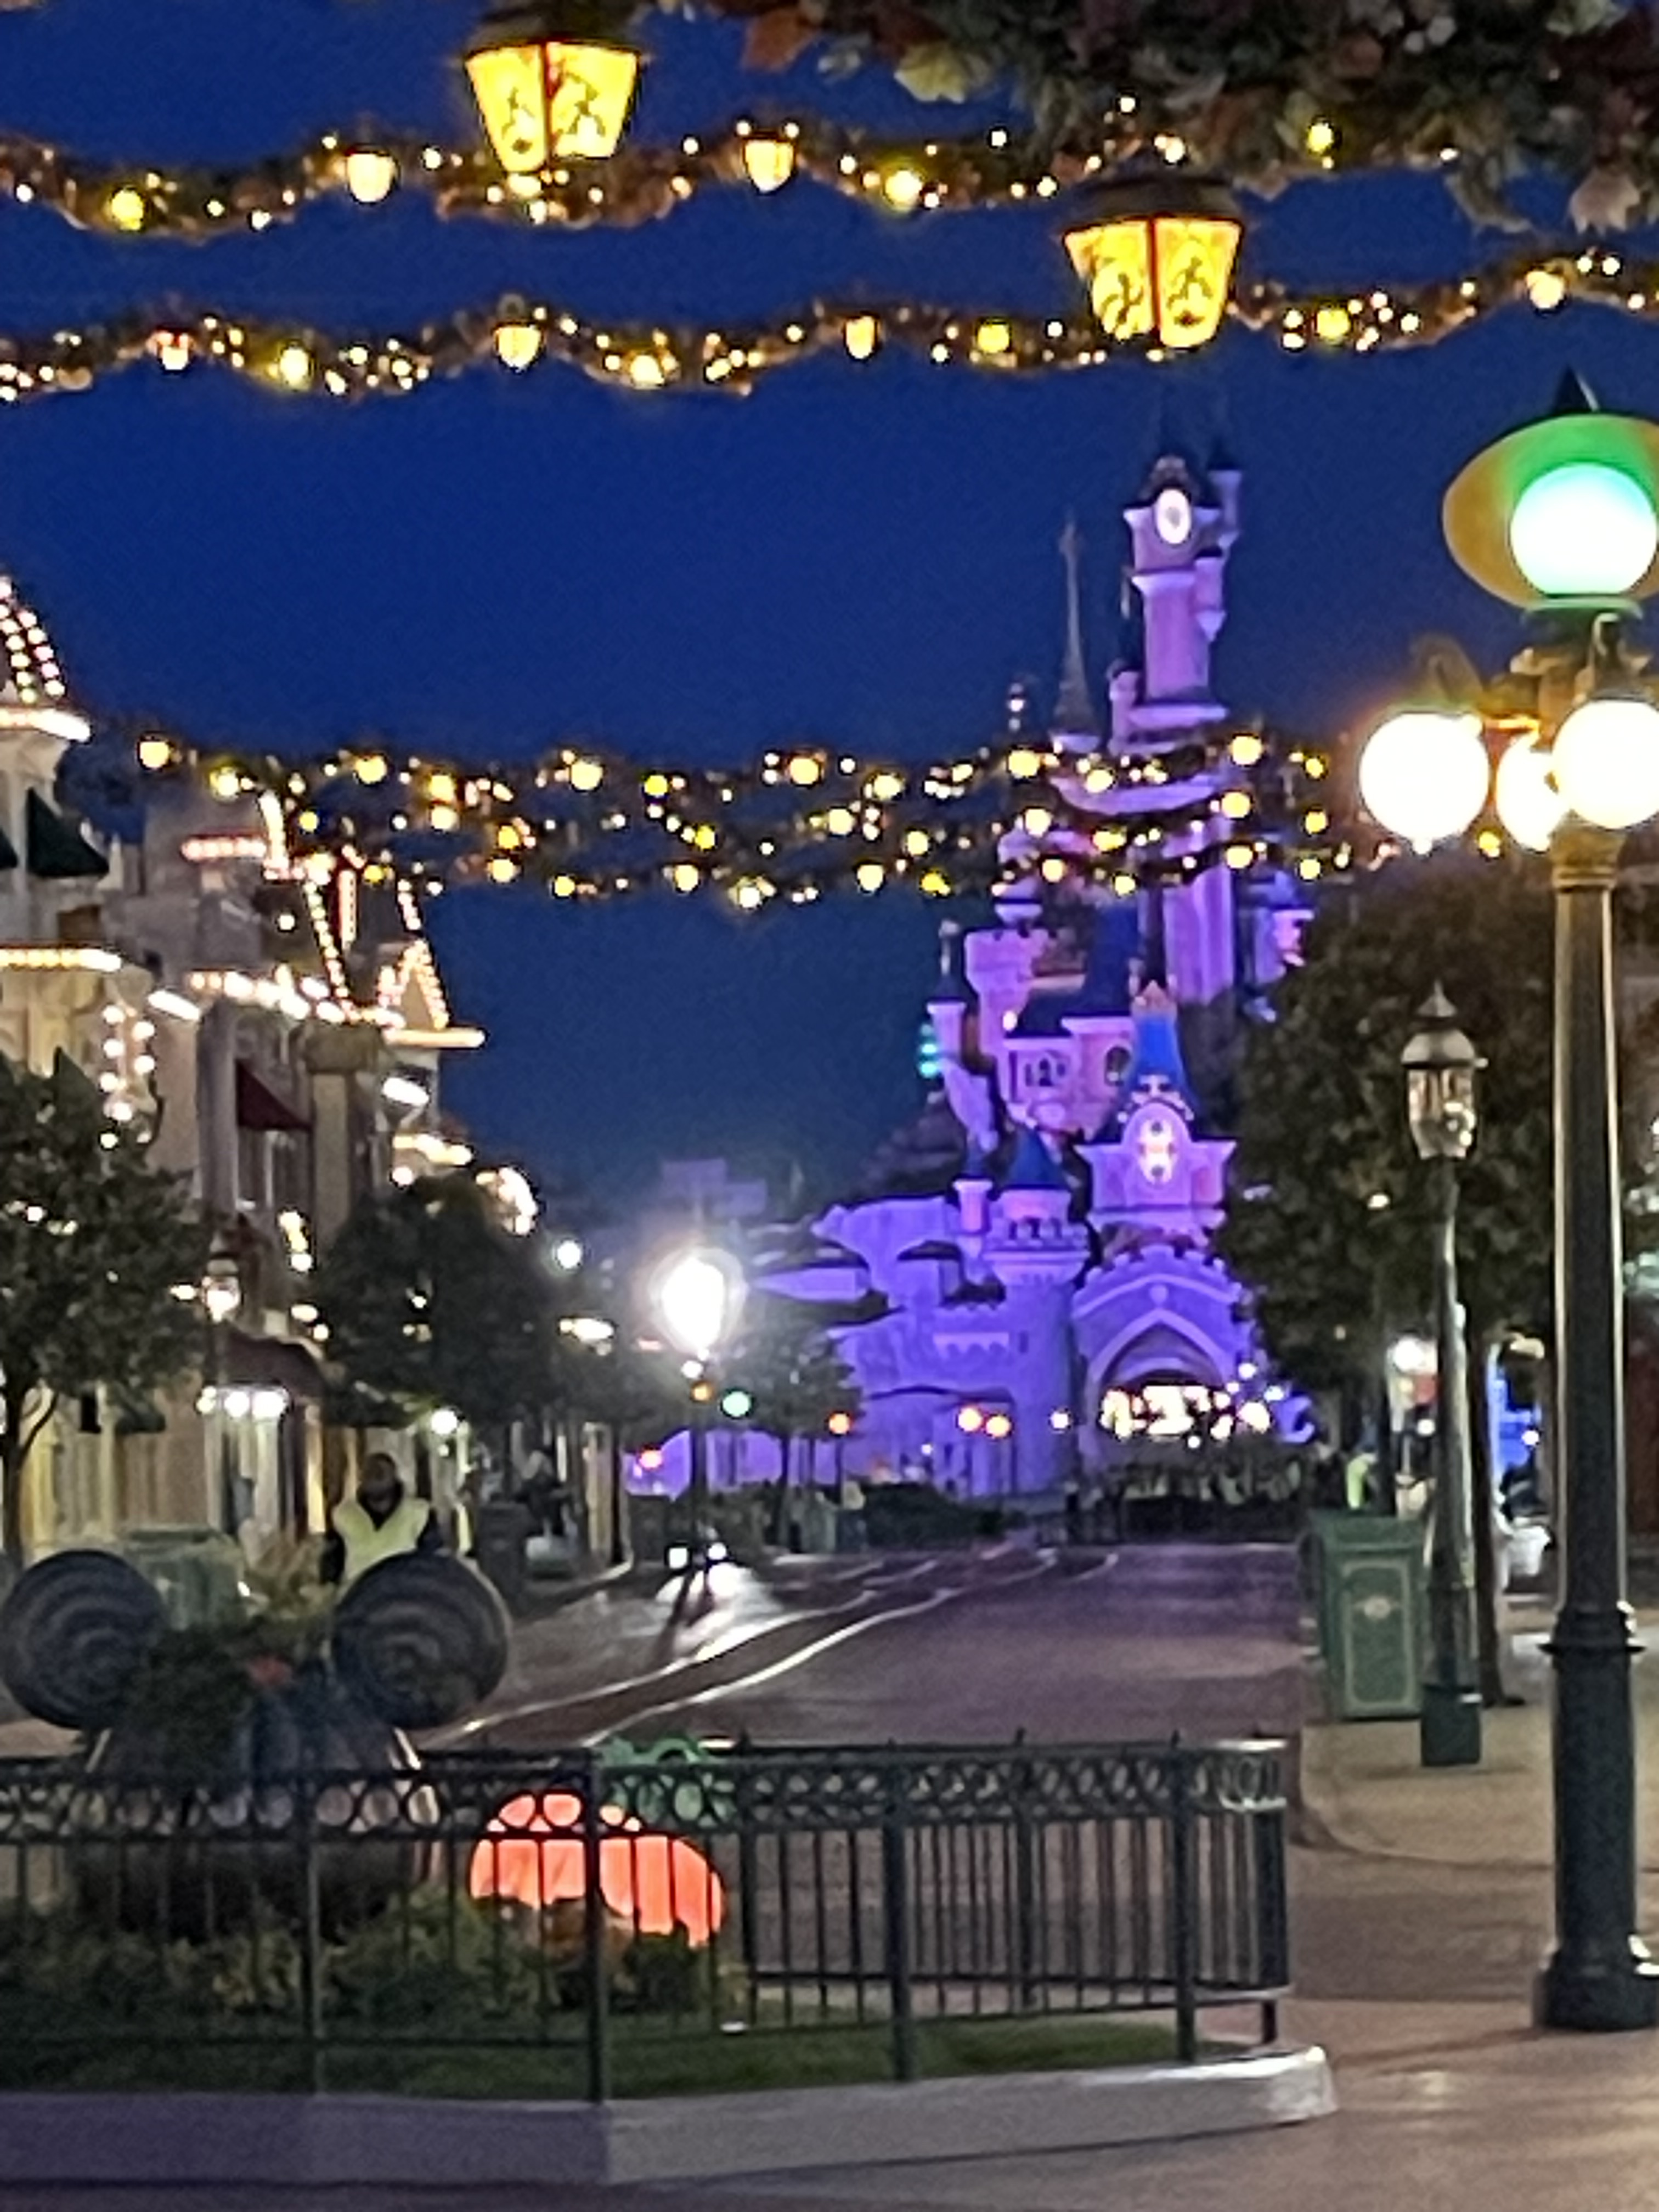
[465,2,645,172]
[1062,180,1242,352]
[1401,984,1481,1164]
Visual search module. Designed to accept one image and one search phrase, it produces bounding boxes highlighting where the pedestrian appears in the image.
[320,1452,444,1588]
[1063,1475,1084,1547]
[838,1470,867,1551]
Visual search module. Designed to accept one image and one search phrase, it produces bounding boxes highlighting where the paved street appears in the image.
[456,1542,1306,1751]
[15,1543,1659,2210]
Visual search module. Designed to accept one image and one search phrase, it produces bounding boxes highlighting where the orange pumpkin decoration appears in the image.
[469,1791,726,1947]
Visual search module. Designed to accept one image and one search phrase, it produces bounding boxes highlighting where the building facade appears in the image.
[763,453,1308,1497]
[0,564,484,1559]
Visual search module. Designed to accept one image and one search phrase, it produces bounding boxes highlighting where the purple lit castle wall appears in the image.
[755,449,1309,1499]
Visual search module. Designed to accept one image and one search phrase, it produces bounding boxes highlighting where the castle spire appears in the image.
[1053,516,1098,741]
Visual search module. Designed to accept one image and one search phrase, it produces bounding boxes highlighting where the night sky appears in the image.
[2,2,1651,1204]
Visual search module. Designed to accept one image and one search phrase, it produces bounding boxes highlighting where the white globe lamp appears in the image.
[1550,695,1659,831]
[1509,463,1659,602]
[1494,735,1567,852]
[1358,709,1489,849]
[654,1247,743,1362]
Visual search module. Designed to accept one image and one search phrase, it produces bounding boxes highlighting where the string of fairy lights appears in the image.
[0,117,1165,239]
[125,724,1341,906]
[0,245,1646,408]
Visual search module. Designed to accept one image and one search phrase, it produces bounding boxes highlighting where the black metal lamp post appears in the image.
[1358,375,1659,2028]
[1402,986,1483,1769]
[201,1245,242,1536]
[652,1246,743,1571]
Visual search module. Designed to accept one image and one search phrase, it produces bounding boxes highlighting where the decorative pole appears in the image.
[1538,826,1659,2027]
[1357,375,1659,2025]
[1402,986,1482,1768]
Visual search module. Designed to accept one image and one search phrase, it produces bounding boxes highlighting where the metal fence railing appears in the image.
[0,1737,1290,2098]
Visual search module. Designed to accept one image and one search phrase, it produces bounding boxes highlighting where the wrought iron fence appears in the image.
[0,1737,1289,2098]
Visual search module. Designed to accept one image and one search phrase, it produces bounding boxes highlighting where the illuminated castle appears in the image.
[766,452,1307,1496]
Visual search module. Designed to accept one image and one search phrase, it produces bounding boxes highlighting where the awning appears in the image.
[222,1329,325,1401]
[25,790,106,880]
[236,1059,310,1132]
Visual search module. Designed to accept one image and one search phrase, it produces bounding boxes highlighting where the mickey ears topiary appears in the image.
[0,1550,166,1732]
[331,1553,510,1731]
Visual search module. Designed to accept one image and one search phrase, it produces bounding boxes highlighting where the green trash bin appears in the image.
[1311,1511,1426,1720]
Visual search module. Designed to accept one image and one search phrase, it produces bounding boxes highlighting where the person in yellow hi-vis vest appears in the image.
[321,1452,445,1589]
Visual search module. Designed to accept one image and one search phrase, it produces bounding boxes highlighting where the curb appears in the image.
[0,2049,1335,2187]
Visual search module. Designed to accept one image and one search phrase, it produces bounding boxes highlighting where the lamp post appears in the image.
[201,1244,242,1536]
[652,1246,743,1568]
[1357,374,1659,2029]
[1402,987,1483,1769]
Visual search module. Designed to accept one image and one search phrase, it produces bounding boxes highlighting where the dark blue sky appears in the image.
[3,1,1651,1201]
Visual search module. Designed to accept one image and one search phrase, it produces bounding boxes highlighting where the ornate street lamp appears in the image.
[200,1244,242,1536]
[1061,181,1242,352]
[1402,987,1483,1769]
[466,2,645,173]
[1357,373,1659,2029]
[651,1246,743,1568]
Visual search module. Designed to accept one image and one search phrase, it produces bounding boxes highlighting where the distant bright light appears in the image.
[1551,695,1659,829]
[381,1075,429,1110]
[552,1236,585,1272]
[654,1248,743,1361]
[1358,709,1489,849]
[1389,1335,1437,1378]
[1049,1408,1072,1431]
[956,1405,985,1435]
[720,1388,754,1420]
[561,1316,614,1348]
[430,1407,461,1438]
[1509,462,1658,600]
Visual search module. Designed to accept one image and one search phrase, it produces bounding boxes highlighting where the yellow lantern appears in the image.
[1061,182,1242,352]
[741,136,797,194]
[466,3,644,171]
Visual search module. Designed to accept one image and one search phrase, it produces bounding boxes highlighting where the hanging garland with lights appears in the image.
[0,116,1183,240]
[116,722,1338,906]
[5,0,1655,229]
[0,242,1647,408]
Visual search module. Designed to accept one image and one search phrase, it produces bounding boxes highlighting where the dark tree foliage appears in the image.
[730,1291,863,1453]
[1219,854,1554,1396]
[0,1052,208,1559]
[314,1175,565,1429]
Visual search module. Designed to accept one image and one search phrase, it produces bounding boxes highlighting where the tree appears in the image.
[1221,853,1554,1400]
[699,0,1647,229]
[1218,854,1555,1702]
[313,1174,564,1432]
[563,1336,687,1564]
[0,1052,208,1560]
[728,1293,862,1526]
